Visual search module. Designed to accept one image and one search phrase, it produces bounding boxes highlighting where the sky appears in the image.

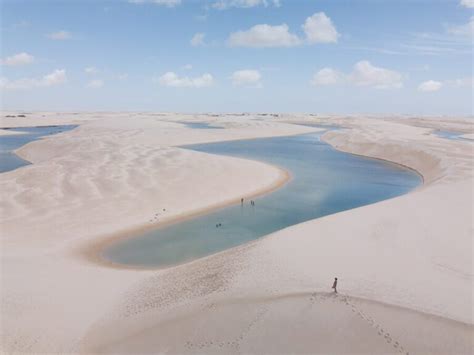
[0,0,473,114]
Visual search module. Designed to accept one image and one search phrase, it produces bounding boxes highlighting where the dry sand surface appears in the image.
[0,112,473,354]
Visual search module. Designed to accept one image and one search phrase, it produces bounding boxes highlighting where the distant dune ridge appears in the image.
[0,112,473,353]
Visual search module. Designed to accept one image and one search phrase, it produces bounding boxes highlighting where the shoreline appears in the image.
[84,128,425,272]
[321,130,426,185]
[80,160,292,270]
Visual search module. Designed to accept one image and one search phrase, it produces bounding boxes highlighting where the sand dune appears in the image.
[0,113,472,353]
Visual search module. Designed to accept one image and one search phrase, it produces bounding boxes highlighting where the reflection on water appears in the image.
[103,132,422,268]
[0,125,77,173]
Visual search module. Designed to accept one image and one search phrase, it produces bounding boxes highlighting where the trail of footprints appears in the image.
[338,294,409,355]
[184,304,268,352]
[185,294,409,354]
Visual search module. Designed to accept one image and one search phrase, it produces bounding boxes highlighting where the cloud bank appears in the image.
[157,72,214,88]
[228,24,301,47]
[1,69,67,90]
[311,61,403,89]
[227,12,339,47]
[418,80,443,92]
[1,52,34,66]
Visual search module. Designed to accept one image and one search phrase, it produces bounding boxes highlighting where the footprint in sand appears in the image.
[344,300,408,355]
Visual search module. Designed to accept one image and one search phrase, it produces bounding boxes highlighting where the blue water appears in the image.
[0,125,77,173]
[179,121,223,129]
[434,130,473,142]
[102,132,422,268]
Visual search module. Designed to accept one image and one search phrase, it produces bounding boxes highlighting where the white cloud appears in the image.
[231,69,262,87]
[84,66,99,75]
[418,80,443,92]
[43,69,67,86]
[128,0,181,6]
[447,16,474,37]
[183,64,193,70]
[157,72,214,88]
[117,73,129,80]
[303,12,339,43]
[1,69,66,90]
[212,0,280,10]
[349,60,403,89]
[416,77,473,91]
[460,0,474,8]
[191,32,206,46]
[1,52,35,66]
[310,68,343,86]
[227,12,339,48]
[310,61,403,89]
[47,31,72,40]
[227,24,301,47]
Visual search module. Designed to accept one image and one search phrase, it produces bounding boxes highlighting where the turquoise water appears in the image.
[0,125,77,173]
[102,132,422,268]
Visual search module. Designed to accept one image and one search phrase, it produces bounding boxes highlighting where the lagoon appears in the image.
[0,125,77,173]
[434,130,473,142]
[102,131,422,268]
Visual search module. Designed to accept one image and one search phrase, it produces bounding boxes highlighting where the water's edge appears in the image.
[0,125,78,173]
[97,130,422,269]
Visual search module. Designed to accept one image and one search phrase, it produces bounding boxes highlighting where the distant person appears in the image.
[332,277,338,293]
[241,198,244,205]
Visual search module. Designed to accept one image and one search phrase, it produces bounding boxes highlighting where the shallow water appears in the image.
[179,121,223,129]
[0,125,77,173]
[103,132,422,268]
[434,130,473,142]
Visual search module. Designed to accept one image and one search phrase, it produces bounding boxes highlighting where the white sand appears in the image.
[0,112,473,354]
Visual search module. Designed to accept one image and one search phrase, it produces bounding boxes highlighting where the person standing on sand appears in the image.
[332,277,338,293]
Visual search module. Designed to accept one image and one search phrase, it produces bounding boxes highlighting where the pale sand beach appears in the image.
[0,112,473,354]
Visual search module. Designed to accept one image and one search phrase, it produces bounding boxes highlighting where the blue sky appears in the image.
[1,0,472,114]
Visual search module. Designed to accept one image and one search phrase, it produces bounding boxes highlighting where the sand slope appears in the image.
[1,113,473,353]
